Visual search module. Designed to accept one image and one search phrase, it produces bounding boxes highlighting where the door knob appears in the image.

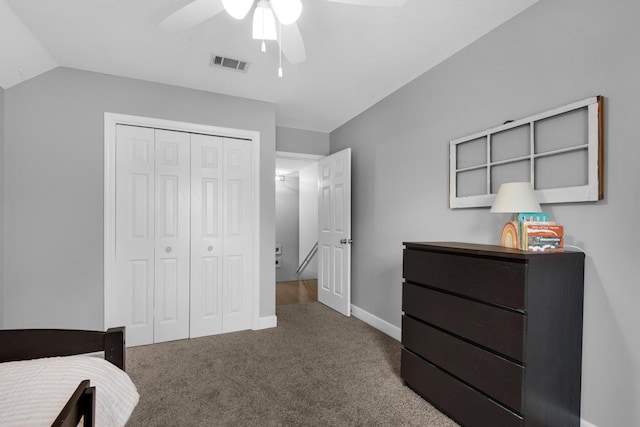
[340,238,353,244]
[165,246,172,253]
[207,245,213,251]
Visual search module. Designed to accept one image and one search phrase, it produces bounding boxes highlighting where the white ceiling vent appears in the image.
[210,54,249,73]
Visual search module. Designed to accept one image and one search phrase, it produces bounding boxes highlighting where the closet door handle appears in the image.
[165,246,172,253]
[207,245,213,252]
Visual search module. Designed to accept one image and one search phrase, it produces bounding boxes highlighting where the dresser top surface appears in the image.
[403,241,585,260]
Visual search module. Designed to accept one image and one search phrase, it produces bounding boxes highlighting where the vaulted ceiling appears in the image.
[0,0,538,132]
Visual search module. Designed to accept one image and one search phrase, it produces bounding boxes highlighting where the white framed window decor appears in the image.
[449,96,604,209]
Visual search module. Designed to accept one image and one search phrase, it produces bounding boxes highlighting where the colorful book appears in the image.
[523,224,564,252]
[517,212,550,222]
[518,220,556,250]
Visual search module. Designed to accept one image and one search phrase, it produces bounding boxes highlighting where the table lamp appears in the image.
[491,182,541,248]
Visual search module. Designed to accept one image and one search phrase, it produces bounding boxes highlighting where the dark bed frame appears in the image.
[0,327,126,427]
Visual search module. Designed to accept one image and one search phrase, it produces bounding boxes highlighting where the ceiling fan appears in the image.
[159,0,406,66]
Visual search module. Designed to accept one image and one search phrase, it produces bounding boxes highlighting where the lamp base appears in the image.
[500,221,519,249]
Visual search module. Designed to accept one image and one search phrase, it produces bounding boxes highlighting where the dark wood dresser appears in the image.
[401,242,585,427]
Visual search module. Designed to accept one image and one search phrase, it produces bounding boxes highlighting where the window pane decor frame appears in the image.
[449,96,604,209]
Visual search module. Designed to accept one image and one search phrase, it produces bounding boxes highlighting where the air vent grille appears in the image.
[210,54,249,73]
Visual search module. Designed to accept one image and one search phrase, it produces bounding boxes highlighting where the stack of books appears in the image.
[500,212,564,252]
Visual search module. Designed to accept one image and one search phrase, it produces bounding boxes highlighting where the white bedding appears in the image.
[0,355,139,427]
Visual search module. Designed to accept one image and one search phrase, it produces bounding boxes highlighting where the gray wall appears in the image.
[4,67,276,329]
[0,87,4,328]
[275,176,299,281]
[298,162,318,279]
[330,1,639,426]
[276,126,329,155]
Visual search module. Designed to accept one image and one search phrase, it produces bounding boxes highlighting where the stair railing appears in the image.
[296,241,318,275]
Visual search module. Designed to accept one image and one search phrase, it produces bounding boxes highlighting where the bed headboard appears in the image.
[0,327,126,370]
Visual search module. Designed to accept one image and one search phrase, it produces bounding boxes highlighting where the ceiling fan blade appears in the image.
[159,0,225,32]
[323,0,406,6]
[278,22,306,64]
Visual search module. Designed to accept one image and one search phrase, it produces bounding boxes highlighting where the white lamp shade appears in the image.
[491,182,542,213]
[271,0,302,25]
[222,0,254,20]
[252,1,277,40]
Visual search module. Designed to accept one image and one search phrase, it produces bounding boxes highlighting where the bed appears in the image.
[0,327,139,427]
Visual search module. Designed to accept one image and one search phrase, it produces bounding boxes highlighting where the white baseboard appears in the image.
[351,305,401,341]
[254,315,277,330]
[581,419,598,427]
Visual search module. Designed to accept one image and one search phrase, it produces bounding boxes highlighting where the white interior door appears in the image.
[114,125,155,346]
[153,129,191,343]
[190,134,224,337]
[318,148,352,316]
[222,138,253,332]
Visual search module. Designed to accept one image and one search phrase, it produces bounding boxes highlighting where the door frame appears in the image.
[103,112,261,333]
[275,151,324,278]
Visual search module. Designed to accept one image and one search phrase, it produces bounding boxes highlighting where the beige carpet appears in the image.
[126,302,457,426]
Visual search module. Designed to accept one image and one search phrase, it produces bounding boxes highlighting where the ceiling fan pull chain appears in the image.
[261,3,266,53]
[278,21,283,78]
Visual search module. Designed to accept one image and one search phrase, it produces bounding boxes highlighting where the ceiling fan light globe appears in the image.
[222,0,253,20]
[252,1,278,40]
[271,0,302,25]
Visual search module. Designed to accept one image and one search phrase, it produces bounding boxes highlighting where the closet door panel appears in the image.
[114,125,155,347]
[190,134,224,338]
[153,129,191,343]
[222,138,253,333]
[227,255,243,313]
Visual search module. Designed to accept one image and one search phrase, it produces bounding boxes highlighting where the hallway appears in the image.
[275,279,318,306]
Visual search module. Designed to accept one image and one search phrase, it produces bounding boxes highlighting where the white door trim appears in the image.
[104,112,261,333]
[275,151,325,161]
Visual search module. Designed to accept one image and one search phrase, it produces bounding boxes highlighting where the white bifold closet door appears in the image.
[114,126,191,346]
[114,125,252,347]
[189,134,223,337]
[153,129,191,343]
[189,134,253,337]
[115,125,156,346]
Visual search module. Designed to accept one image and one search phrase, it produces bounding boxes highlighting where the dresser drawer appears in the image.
[403,282,525,362]
[401,349,523,427]
[402,315,524,412]
[403,248,526,310]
